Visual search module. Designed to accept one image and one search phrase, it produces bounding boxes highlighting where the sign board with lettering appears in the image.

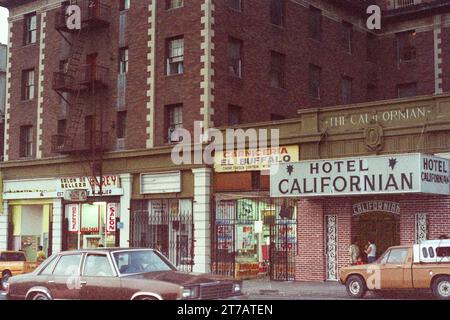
[270,153,450,197]
[353,201,400,216]
[214,146,299,173]
[106,203,118,232]
[67,204,80,233]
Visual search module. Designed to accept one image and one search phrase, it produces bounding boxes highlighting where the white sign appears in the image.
[141,171,181,194]
[67,204,80,233]
[270,153,450,197]
[106,203,118,232]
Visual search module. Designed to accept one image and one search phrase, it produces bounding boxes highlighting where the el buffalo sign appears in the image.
[270,154,450,197]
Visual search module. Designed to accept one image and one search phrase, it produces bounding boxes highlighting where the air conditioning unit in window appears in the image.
[168,127,183,143]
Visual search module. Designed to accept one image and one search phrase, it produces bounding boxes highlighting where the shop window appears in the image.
[270,51,285,89]
[396,30,416,63]
[309,6,322,41]
[228,37,242,78]
[341,21,353,54]
[21,69,35,101]
[270,0,285,27]
[20,125,33,158]
[309,64,321,99]
[397,82,417,98]
[52,254,82,276]
[24,12,37,45]
[166,36,184,75]
[228,105,242,126]
[83,255,115,277]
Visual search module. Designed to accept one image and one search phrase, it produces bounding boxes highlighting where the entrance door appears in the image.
[269,222,296,281]
[356,212,400,261]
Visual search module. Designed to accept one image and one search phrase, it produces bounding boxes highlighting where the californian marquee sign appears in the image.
[270,153,450,197]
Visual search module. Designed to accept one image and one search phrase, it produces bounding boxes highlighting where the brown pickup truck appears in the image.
[340,240,450,300]
[0,251,39,283]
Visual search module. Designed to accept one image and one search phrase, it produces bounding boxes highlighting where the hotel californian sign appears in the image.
[270,154,450,197]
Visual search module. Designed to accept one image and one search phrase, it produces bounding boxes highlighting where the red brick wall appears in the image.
[296,194,450,282]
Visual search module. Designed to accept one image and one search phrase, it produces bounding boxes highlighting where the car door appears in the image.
[380,248,409,289]
[48,253,83,300]
[79,253,123,300]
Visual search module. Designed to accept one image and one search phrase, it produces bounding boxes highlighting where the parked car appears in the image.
[340,240,450,299]
[4,248,243,300]
[0,251,39,284]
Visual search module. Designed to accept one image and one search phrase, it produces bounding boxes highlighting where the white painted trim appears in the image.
[146,0,157,149]
[36,12,47,159]
[200,0,215,134]
[434,15,443,95]
[3,21,12,162]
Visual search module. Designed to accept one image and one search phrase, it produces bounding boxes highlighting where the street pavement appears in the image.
[0,278,436,300]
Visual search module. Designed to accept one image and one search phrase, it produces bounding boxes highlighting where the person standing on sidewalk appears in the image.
[349,237,360,265]
[365,239,377,263]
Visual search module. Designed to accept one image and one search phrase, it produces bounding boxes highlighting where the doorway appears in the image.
[355,212,400,261]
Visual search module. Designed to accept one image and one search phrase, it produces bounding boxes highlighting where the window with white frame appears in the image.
[166,104,183,142]
[166,37,184,75]
[20,125,33,158]
[167,0,183,10]
[24,12,37,45]
[119,47,129,74]
[21,69,35,101]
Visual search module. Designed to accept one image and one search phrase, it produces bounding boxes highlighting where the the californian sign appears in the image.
[214,146,299,173]
[270,153,450,197]
[353,201,400,216]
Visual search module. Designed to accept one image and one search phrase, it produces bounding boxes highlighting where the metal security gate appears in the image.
[212,197,297,281]
[130,200,194,273]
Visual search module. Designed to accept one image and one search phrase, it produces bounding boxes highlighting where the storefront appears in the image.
[212,146,299,280]
[1,174,132,258]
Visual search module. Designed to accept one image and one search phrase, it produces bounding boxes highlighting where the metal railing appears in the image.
[55,0,111,30]
[395,0,416,8]
[51,131,109,154]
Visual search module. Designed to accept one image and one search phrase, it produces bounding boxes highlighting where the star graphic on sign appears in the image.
[287,165,294,176]
[388,158,398,170]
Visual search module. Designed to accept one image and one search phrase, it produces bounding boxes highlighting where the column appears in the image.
[0,201,8,251]
[119,173,133,248]
[52,199,63,254]
[192,168,212,273]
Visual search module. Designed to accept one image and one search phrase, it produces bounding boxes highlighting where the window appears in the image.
[367,33,376,62]
[83,255,115,277]
[20,125,33,158]
[57,119,66,147]
[228,105,242,126]
[113,250,173,274]
[24,13,37,45]
[309,64,321,99]
[270,0,285,26]
[228,38,242,78]
[341,22,353,54]
[397,82,417,98]
[270,51,285,88]
[386,248,408,264]
[166,37,184,75]
[341,76,353,104]
[119,47,129,74]
[228,0,242,11]
[166,0,183,10]
[309,6,322,41]
[39,256,58,275]
[367,83,378,101]
[84,116,94,147]
[166,104,183,143]
[397,30,416,63]
[437,247,450,258]
[59,59,69,73]
[422,247,429,258]
[119,0,130,11]
[52,254,82,276]
[117,111,127,139]
[429,247,435,258]
[21,69,35,101]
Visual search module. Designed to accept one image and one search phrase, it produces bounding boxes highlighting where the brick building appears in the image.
[0,0,449,282]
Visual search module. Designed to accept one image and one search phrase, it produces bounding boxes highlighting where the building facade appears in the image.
[0,0,449,280]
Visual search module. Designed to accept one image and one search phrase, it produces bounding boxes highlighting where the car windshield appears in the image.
[113,250,175,275]
[0,252,26,261]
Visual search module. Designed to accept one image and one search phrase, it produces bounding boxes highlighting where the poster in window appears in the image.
[237,199,257,221]
[216,201,235,223]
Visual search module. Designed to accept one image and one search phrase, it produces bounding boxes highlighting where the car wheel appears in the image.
[432,276,450,300]
[346,275,367,299]
[29,292,51,301]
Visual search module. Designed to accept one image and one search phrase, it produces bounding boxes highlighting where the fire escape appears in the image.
[51,0,110,182]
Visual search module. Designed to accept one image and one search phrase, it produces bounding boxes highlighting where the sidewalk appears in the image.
[242,278,348,299]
